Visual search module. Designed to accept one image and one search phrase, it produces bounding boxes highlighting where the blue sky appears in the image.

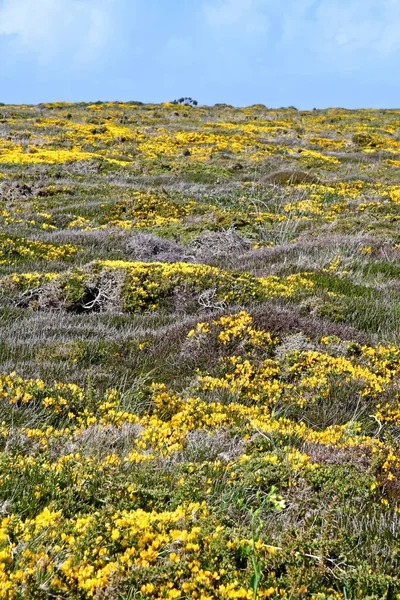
[0,0,399,108]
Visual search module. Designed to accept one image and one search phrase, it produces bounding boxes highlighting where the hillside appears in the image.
[1,101,400,598]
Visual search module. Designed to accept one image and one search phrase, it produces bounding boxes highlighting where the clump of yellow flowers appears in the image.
[0,236,77,264]
[0,260,314,312]
[0,309,399,596]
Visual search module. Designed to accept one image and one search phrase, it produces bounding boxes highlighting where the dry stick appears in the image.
[198,288,227,310]
[369,414,383,437]
[80,281,115,310]
[15,286,44,307]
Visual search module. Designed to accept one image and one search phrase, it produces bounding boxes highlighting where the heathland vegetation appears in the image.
[1,101,400,598]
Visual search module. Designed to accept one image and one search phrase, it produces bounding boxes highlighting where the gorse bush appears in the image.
[0,260,314,313]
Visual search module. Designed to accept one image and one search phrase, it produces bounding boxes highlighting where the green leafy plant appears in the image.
[238,487,285,599]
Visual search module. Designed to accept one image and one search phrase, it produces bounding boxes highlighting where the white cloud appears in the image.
[202,0,400,71]
[0,0,118,66]
[286,0,400,64]
[314,1,399,53]
[203,0,270,38]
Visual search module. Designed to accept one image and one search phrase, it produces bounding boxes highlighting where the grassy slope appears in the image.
[1,102,400,598]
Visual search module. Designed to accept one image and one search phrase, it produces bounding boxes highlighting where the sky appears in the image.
[0,0,399,108]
